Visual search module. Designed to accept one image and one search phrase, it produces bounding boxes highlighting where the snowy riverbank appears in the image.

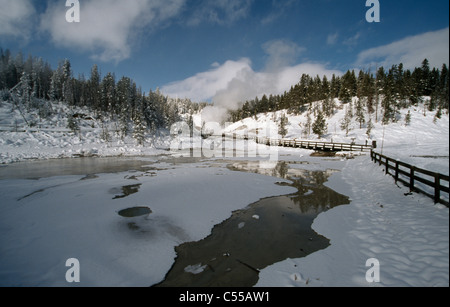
[0,97,448,287]
[257,152,449,287]
[0,150,447,287]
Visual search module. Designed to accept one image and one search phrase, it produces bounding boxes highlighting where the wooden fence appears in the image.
[251,136,373,152]
[219,133,373,152]
[371,151,449,206]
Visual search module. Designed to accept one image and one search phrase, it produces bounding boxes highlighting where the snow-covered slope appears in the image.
[1,97,448,176]
[224,97,449,175]
[0,100,169,164]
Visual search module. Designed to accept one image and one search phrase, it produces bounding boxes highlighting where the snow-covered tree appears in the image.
[101,72,116,115]
[133,114,147,146]
[278,113,288,138]
[20,72,31,105]
[303,111,312,138]
[339,70,357,104]
[61,59,73,105]
[355,98,366,129]
[312,109,327,138]
[89,64,101,111]
[366,117,374,138]
[116,76,132,139]
[67,114,79,134]
[340,105,352,137]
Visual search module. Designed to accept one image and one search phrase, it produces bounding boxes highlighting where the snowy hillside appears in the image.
[1,96,449,177]
[224,97,449,175]
[0,99,170,164]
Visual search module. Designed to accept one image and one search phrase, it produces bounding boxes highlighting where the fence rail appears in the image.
[251,136,373,152]
[220,134,372,152]
[371,151,449,206]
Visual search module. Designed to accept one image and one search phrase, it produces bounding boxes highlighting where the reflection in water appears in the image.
[155,160,349,287]
[0,157,160,180]
[112,184,142,199]
[228,161,344,213]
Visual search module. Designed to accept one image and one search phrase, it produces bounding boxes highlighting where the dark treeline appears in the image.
[0,48,207,139]
[228,59,449,126]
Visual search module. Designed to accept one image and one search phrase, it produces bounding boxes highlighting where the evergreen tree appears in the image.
[405,110,412,126]
[116,76,132,139]
[339,70,356,103]
[49,70,60,101]
[419,59,431,96]
[61,59,73,105]
[304,111,312,138]
[381,69,398,124]
[364,72,376,114]
[101,72,116,115]
[278,113,288,138]
[440,64,449,112]
[322,96,336,117]
[20,72,31,106]
[67,114,79,134]
[100,122,111,143]
[259,94,268,114]
[375,66,386,122]
[133,114,147,146]
[89,64,101,111]
[366,117,374,139]
[340,106,352,137]
[312,110,327,138]
[355,98,366,129]
[330,74,341,98]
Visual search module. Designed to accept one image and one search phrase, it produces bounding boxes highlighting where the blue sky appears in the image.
[1,0,449,104]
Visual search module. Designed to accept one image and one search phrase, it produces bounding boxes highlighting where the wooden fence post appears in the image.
[222,133,226,157]
[435,173,440,204]
[410,166,415,192]
[395,161,399,183]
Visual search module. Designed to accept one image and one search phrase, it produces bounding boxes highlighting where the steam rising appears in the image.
[162,40,342,123]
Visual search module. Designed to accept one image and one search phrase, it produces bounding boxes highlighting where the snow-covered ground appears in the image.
[0,149,447,287]
[257,153,449,287]
[224,98,449,175]
[1,97,448,176]
[0,100,169,164]
[0,156,297,286]
[0,97,448,287]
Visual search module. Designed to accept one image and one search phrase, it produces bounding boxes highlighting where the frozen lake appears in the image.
[0,153,349,287]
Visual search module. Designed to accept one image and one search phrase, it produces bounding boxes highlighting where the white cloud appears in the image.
[210,61,341,119]
[162,38,341,107]
[161,39,342,123]
[262,39,306,72]
[356,27,450,70]
[0,0,36,39]
[40,0,186,63]
[162,59,253,103]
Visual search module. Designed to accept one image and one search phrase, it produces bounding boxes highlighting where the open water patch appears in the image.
[118,206,152,218]
[111,184,142,199]
[155,160,349,287]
